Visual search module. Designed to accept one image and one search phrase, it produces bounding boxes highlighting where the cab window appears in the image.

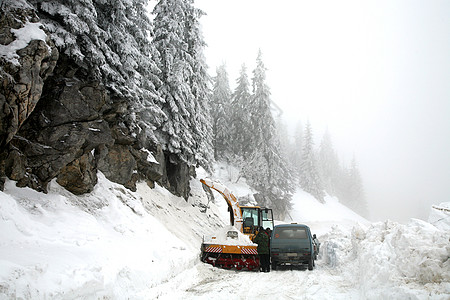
[241,208,259,227]
[274,227,307,239]
[261,209,274,230]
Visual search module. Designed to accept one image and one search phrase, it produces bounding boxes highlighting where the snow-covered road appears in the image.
[145,219,450,300]
[149,260,361,300]
[148,222,450,300]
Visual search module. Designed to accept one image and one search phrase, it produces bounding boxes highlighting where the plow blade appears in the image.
[201,244,260,271]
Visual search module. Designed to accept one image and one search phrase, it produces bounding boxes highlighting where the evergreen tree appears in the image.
[299,121,325,202]
[276,117,290,163]
[347,156,368,217]
[94,0,165,142]
[247,50,273,152]
[318,128,340,196]
[229,64,252,159]
[290,120,304,176]
[152,0,213,168]
[33,0,165,140]
[211,64,232,161]
[334,156,368,217]
[182,1,214,168]
[31,0,101,71]
[243,50,293,218]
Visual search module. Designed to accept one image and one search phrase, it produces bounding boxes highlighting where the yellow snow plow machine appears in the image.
[200,178,274,270]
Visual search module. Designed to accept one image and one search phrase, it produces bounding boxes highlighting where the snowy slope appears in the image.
[0,169,449,299]
[0,173,225,299]
[287,189,370,236]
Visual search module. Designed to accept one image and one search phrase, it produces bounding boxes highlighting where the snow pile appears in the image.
[203,225,256,246]
[321,219,450,299]
[428,202,450,231]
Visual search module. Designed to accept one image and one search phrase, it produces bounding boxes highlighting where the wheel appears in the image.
[308,258,314,271]
[272,261,278,270]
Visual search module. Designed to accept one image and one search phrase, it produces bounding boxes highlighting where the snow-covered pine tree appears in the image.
[211,64,232,161]
[34,0,165,141]
[275,116,297,184]
[152,0,193,161]
[151,0,213,169]
[299,121,325,202]
[30,0,100,71]
[229,64,252,159]
[182,1,214,169]
[276,117,289,160]
[318,128,340,197]
[94,0,165,142]
[346,156,368,217]
[246,50,274,156]
[243,50,293,218]
[289,120,304,177]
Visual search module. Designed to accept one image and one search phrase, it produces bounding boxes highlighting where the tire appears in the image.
[308,258,314,271]
[272,261,278,270]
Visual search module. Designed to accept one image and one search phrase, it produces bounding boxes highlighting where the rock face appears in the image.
[0,3,194,199]
[0,4,58,146]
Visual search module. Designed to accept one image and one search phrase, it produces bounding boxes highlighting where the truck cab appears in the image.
[241,206,274,238]
[270,223,315,270]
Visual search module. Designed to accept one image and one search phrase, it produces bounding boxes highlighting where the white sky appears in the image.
[195,0,450,223]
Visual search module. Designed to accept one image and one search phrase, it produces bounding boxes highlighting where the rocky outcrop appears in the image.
[4,75,115,192]
[56,153,97,195]
[163,153,195,200]
[0,3,194,199]
[0,3,58,147]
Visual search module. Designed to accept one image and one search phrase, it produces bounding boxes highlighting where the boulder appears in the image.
[97,144,137,191]
[57,153,97,195]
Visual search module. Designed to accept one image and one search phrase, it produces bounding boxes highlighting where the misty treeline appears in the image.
[29,0,367,218]
[212,61,368,218]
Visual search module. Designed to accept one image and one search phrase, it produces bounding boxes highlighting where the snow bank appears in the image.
[0,173,220,299]
[428,202,450,231]
[321,219,450,299]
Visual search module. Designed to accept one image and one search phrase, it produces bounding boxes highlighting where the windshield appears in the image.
[241,207,259,226]
[273,227,307,239]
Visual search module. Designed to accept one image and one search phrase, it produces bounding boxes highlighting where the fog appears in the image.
[196,0,450,223]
